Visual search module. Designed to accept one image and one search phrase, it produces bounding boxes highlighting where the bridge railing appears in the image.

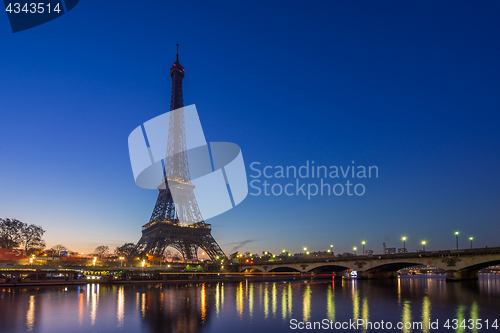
[235,247,500,266]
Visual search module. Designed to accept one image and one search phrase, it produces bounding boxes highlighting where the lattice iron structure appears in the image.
[135,45,227,262]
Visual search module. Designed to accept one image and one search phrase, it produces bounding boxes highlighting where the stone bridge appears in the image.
[236,247,500,281]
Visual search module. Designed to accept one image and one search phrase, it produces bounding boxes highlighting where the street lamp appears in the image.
[421,241,426,252]
[303,247,307,252]
[353,247,357,256]
[362,241,365,255]
[455,232,459,250]
[402,237,407,253]
[119,257,124,267]
[469,237,473,249]
[93,257,97,267]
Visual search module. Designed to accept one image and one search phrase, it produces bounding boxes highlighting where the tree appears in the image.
[0,218,24,248]
[0,218,46,254]
[51,244,67,252]
[19,224,46,255]
[94,245,109,258]
[46,244,68,256]
[115,243,138,259]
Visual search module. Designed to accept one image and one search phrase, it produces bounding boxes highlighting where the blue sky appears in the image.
[1,1,499,255]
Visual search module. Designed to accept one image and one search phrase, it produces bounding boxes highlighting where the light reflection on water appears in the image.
[0,274,499,333]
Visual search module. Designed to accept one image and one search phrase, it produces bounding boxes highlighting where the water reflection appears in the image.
[361,297,369,333]
[249,283,254,319]
[281,284,286,321]
[302,283,311,322]
[0,275,499,333]
[117,286,124,327]
[401,300,412,333]
[421,296,431,333]
[90,283,99,326]
[26,295,35,331]
[326,283,335,321]
[455,305,466,333]
[272,283,277,318]
[470,301,479,333]
[263,283,269,319]
[352,287,359,322]
[236,282,243,318]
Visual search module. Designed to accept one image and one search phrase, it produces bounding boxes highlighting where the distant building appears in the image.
[385,247,396,254]
[398,248,407,254]
[365,250,373,256]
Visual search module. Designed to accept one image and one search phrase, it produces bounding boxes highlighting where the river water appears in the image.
[1,274,499,333]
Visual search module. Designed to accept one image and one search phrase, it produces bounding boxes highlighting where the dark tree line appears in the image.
[0,218,46,255]
[113,243,181,261]
[115,243,138,258]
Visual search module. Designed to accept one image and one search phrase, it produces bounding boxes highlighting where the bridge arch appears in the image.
[307,264,350,273]
[241,268,264,273]
[365,262,423,273]
[460,259,500,272]
[269,266,301,273]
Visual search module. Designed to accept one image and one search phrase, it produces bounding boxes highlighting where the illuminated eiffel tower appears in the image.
[135,46,227,262]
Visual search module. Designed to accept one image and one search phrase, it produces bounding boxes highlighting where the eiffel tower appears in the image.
[135,45,227,262]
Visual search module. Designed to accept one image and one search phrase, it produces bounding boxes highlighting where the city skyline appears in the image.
[1,1,500,256]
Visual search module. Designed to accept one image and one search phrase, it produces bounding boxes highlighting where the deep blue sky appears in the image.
[1,1,499,255]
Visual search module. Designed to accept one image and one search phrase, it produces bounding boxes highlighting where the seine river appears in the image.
[1,275,499,333]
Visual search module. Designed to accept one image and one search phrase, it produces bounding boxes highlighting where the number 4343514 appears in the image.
[443,319,498,330]
[5,3,61,14]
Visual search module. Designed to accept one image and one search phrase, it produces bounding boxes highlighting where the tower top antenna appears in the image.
[176,44,179,62]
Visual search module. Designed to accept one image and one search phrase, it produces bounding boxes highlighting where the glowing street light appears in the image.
[303,247,307,252]
[362,241,365,255]
[402,237,407,253]
[119,256,124,267]
[93,257,97,266]
[455,232,459,250]
[469,237,473,249]
[353,247,357,256]
[421,241,426,252]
